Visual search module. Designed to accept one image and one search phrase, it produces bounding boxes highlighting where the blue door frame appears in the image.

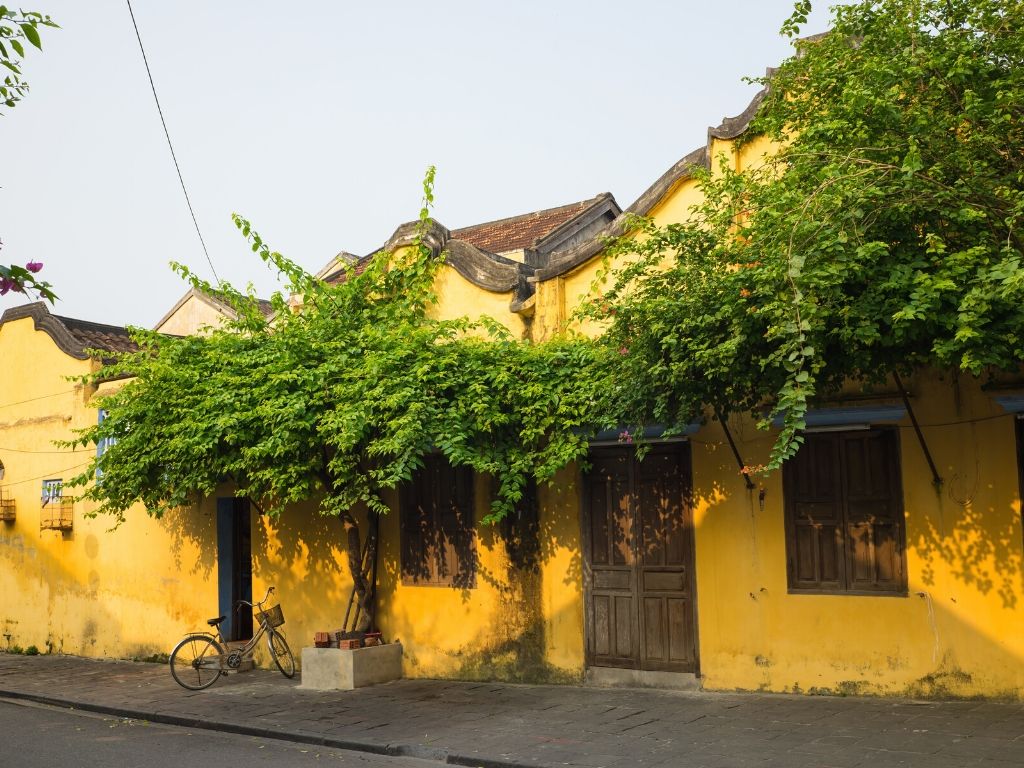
[216,498,253,641]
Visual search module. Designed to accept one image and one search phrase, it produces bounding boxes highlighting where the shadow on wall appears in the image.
[159,504,217,580]
[907,415,1023,611]
[912,488,1023,611]
[371,470,587,685]
[537,470,583,590]
[249,499,352,657]
[694,400,1024,700]
[449,521,570,683]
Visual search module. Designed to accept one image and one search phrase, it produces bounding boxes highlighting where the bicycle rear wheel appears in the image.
[169,634,224,691]
[267,629,295,678]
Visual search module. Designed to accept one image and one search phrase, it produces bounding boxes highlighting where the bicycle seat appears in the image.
[207,616,226,627]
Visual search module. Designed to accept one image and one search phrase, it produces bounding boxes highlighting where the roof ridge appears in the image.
[53,314,132,334]
[450,193,611,235]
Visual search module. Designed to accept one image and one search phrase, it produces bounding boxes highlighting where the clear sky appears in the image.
[2,1,840,327]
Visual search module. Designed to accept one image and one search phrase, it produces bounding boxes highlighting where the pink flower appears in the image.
[25,261,43,273]
[619,429,633,444]
[0,277,12,295]
[618,346,629,356]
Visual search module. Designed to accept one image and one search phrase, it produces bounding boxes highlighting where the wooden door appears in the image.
[583,444,698,673]
[585,450,637,668]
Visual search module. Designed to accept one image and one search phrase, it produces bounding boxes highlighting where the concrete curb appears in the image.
[0,688,552,768]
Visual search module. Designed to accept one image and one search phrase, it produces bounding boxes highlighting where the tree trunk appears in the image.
[339,509,376,633]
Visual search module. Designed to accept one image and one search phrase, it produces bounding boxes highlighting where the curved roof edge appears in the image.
[330,82,770,303]
[0,302,90,359]
[535,86,768,282]
[377,219,535,304]
[0,301,137,360]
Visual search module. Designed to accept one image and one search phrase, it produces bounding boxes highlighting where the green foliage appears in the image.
[0,6,56,112]
[594,0,1024,468]
[24,644,39,656]
[65,0,1022,523]
[0,258,55,302]
[66,170,610,525]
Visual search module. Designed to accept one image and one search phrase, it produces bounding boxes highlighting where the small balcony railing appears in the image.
[40,497,73,531]
[0,489,14,522]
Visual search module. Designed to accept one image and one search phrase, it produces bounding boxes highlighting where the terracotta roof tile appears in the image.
[451,195,606,254]
[54,315,139,354]
[324,251,378,285]
[322,195,609,285]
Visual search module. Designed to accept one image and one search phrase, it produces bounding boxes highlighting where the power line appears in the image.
[0,387,83,410]
[0,446,90,455]
[1,462,91,487]
[125,0,220,283]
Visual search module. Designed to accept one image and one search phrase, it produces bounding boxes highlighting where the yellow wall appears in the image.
[154,293,231,336]
[430,262,527,339]
[370,471,583,682]
[518,128,1024,698]
[246,470,586,682]
[0,315,218,659]
[690,372,1024,698]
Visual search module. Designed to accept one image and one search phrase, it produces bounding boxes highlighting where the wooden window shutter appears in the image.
[400,460,436,585]
[400,456,476,587]
[842,430,905,592]
[437,462,475,587]
[784,428,906,594]
[785,433,845,591]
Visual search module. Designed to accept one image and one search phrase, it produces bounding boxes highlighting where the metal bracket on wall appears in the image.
[716,409,756,490]
[893,371,943,488]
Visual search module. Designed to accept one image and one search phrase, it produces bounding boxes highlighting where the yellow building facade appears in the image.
[2,88,1023,699]
[0,305,216,658]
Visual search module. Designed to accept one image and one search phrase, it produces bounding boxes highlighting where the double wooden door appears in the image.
[583,444,698,673]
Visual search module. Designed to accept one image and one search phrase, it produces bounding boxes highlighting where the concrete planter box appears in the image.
[299,643,402,690]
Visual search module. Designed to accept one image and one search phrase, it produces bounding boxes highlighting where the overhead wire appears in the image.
[0,387,83,409]
[0,462,92,487]
[0,446,91,454]
[125,0,220,283]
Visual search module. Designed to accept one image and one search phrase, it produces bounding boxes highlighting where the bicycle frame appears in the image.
[170,584,295,690]
[201,587,280,668]
[210,616,275,657]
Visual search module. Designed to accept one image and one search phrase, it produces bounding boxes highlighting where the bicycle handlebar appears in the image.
[234,585,276,612]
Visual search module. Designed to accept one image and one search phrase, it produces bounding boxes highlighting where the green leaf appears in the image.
[19,22,40,49]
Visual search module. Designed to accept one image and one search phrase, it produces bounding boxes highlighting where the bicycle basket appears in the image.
[257,604,285,628]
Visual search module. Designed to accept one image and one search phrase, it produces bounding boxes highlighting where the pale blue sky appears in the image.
[2,1,839,327]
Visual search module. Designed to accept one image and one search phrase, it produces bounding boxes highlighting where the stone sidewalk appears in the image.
[0,655,1022,768]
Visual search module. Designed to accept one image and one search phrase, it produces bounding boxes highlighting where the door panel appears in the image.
[592,594,611,657]
[636,446,696,672]
[586,451,638,669]
[584,444,697,674]
[614,595,635,659]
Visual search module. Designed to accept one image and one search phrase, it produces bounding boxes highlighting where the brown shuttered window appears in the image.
[400,455,476,588]
[783,429,907,595]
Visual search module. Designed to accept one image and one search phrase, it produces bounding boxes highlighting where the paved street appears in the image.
[0,698,439,768]
[1,654,1023,768]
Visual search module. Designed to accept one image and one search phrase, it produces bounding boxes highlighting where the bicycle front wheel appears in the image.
[169,634,224,691]
[267,629,295,678]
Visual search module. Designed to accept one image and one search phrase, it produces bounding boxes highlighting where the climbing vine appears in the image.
[593,0,1024,468]
[66,168,610,531]
[66,0,1024,567]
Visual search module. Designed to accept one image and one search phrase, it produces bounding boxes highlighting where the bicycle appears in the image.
[168,585,296,691]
